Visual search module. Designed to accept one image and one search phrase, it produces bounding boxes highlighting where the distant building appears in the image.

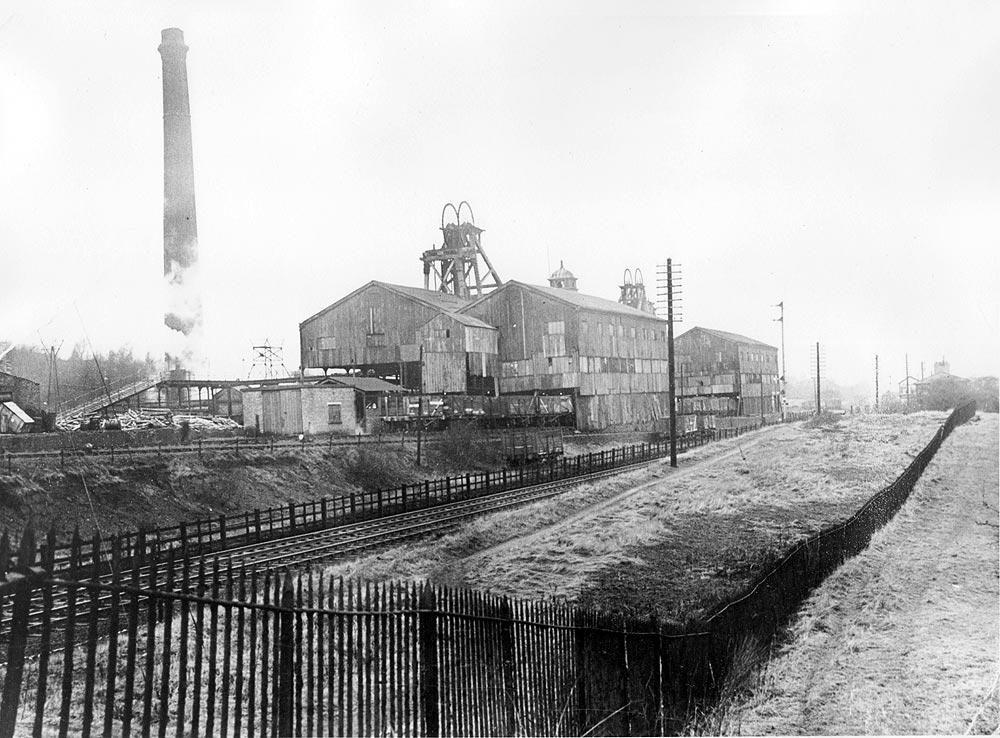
[674,327,780,417]
[461,277,670,430]
[897,376,921,404]
[913,358,970,409]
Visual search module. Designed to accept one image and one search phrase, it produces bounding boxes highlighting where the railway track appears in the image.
[2,448,677,636]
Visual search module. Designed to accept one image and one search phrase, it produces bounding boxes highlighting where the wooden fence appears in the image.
[0,401,976,737]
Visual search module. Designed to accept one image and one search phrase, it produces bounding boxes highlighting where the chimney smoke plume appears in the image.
[158,28,202,369]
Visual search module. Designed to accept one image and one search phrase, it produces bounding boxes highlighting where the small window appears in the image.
[445,329,451,339]
[327,403,342,424]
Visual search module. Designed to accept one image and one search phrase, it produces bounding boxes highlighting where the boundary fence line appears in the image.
[0,401,976,737]
[3,422,772,578]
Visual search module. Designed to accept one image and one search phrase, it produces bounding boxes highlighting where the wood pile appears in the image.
[56,410,240,432]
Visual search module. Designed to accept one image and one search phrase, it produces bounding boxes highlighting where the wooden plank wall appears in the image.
[300,284,444,369]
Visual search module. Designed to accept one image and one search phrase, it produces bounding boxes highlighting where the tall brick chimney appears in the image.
[158,28,201,344]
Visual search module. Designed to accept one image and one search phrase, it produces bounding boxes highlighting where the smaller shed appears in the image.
[241,376,404,437]
[0,401,35,434]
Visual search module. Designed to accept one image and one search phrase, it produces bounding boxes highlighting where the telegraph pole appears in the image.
[774,301,785,420]
[666,259,677,468]
[815,342,821,415]
[875,354,880,411]
[905,353,910,409]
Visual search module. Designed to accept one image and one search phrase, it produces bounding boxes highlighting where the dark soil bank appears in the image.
[0,438,499,539]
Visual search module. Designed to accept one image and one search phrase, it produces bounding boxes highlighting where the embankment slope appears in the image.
[730,412,999,735]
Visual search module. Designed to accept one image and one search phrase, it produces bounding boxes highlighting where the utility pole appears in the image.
[905,353,910,409]
[815,342,821,415]
[774,301,785,420]
[666,259,677,468]
[875,354,880,411]
[417,345,424,466]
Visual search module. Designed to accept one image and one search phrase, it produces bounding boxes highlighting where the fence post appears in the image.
[418,584,440,737]
[651,614,664,735]
[277,575,295,738]
[0,525,36,738]
[619,615,631,736]
[424,479,431,507]
[444,477,451,504]
[573,609,589,735]
[498,598,518,735]
[289,502,296,532]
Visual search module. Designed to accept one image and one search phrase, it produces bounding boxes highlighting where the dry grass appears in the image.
[326,412,950,624]
[724,414,999,735]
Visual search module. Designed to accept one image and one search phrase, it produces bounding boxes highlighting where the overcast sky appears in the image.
[1,0,997,389]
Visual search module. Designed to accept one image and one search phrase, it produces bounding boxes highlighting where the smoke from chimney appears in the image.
[158,28,202,369]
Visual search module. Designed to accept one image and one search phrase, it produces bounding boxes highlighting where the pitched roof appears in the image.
[375,282,471,312]
[243,375,404,393]
[327,376,405,393]
[679,326,778,350]
[431,312,496,330]
[464,281,665,321]
[301,281,470,325]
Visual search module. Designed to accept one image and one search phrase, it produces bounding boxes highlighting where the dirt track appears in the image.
[729,413,999,735]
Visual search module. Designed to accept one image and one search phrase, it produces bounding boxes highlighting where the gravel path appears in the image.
[730,413,999,735]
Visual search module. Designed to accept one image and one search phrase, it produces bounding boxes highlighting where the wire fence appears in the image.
[0,401,976,737]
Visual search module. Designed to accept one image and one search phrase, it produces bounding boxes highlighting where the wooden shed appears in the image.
[460,280,671,431]
[241,376,404,437]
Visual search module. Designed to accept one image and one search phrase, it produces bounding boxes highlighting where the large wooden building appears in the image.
[674,327,780,418]
[460,278,671,430]
[299,281,499,395]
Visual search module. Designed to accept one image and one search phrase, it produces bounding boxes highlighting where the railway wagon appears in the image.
[378,392,576,432]
[498,428,565,465]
